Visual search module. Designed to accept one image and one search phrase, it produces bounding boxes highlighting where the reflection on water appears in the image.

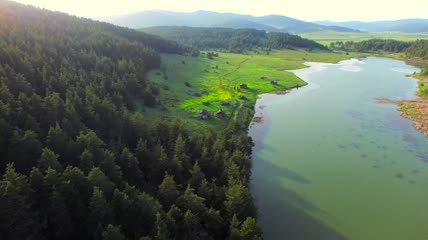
[249,57,428,240]
[340,65,362,72]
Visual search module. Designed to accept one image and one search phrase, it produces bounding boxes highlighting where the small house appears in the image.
[240,84,248,89]
[199,109,209,120]
[221,101,230,106]
[271,80,278,85]
[215,109,225,118]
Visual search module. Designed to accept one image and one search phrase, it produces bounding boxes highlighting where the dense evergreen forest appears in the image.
[143,26,326,53]
[0,1,261,239]
[329,39,428,59]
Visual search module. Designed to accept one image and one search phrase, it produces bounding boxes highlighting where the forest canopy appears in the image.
[0,1,260,239]
[142,26,326,53]
[329,39,428,60]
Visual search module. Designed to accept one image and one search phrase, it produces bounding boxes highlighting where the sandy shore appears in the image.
[399,99,428,137]
[381,71,427,137]
[397,75,428,137]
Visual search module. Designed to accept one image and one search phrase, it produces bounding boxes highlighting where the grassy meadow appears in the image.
[299,31,428,45]
[413,71,428,96]
[144,49,363,131]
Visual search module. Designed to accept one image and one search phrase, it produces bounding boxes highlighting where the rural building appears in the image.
[221,101,230,106]
[271,80,278,85]
[199,109,209,120]
[215,109,225,118]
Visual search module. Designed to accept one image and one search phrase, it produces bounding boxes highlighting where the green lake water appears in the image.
[249,57,428,240]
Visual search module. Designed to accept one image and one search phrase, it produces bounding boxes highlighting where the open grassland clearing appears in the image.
[145,49,363,131]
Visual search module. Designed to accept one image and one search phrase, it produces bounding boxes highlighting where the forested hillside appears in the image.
[0,1,260,239]
[266,32,326,50]
[329,39,428,60]
[143,26,326,52]
[143,27,266,53]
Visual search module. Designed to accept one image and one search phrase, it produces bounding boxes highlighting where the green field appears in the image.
[413,71,428,96]
[144,49,363,131]
[299,31,428,45]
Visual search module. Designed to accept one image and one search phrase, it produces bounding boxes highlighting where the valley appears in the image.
[1,0,428,239]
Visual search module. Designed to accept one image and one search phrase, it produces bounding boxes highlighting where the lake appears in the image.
[249,57,428,240]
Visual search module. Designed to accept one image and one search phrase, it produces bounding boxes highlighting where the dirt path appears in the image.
[217,58,250,89]
[222,58,250,79]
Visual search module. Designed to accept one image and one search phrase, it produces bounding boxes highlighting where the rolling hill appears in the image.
[0,1,260,239]
[100,10,359,33]
[142,26,326,52]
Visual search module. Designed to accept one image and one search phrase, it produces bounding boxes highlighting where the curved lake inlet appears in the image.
[249,57,428,240]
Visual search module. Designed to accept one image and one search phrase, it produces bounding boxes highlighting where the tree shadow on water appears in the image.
[252,155,311,184]
[251,159,348,240]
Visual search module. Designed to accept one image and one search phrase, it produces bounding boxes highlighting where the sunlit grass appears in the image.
[145,49,363,131]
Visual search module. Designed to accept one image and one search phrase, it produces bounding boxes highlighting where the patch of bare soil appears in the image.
[376,98,398,104]
[377,91,428,137]
[274,90,290,95]
[399,99,428,138]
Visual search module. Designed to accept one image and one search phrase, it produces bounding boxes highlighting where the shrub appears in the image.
[143,92,156,107]
[150,85,160,96]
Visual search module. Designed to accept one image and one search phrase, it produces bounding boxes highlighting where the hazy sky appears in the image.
[13,0,428,21]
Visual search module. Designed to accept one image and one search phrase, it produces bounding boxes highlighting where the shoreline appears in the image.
[248,56,428,240]
[250,58,364,126]
[248,60,332,153]
[250,56,428,139]
[249,56,428,141]
[396,74,428,137]
[371,53,428,138]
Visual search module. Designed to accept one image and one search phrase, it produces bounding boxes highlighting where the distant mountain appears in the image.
[315,19,428,33]
[100,10,359,33]
[211,18,278,32]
